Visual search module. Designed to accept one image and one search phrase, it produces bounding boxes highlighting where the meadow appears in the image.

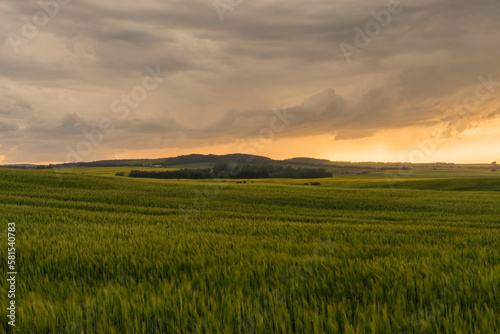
[1,166,499,333]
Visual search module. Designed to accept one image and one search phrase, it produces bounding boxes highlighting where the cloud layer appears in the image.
[1,0,500,163]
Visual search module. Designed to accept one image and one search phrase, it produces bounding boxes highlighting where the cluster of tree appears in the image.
[215,163,332,179]
[128,163,333,180]
[129,169,213,179]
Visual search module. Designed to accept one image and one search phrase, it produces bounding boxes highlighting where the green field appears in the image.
[1,167,500,333]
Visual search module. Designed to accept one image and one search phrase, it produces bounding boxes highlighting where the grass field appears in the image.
[1,167,500,333]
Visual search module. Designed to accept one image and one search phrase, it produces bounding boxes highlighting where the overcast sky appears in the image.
[1,0,500,164]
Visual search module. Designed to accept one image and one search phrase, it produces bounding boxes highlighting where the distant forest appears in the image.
[128,163,333,179]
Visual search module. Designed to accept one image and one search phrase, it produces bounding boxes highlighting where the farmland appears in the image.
[1,166,500,333]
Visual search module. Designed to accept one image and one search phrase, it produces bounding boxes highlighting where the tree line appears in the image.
[127,164,332,180]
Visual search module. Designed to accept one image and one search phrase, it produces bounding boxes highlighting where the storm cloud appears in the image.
[1,0,499,163]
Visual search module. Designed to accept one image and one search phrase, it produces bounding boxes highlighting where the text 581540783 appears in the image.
[7,222,17,327]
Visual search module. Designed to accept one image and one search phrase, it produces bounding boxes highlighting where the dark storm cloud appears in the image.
[1,0,499,162]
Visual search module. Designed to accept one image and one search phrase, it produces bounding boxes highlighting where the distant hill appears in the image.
[0,154,492,171]
[282,157,332,166]
[0,164,39,169]
[160,154,273,166]
[70,154,336,168]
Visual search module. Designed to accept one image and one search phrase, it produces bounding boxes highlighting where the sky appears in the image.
[1,0,500,164]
